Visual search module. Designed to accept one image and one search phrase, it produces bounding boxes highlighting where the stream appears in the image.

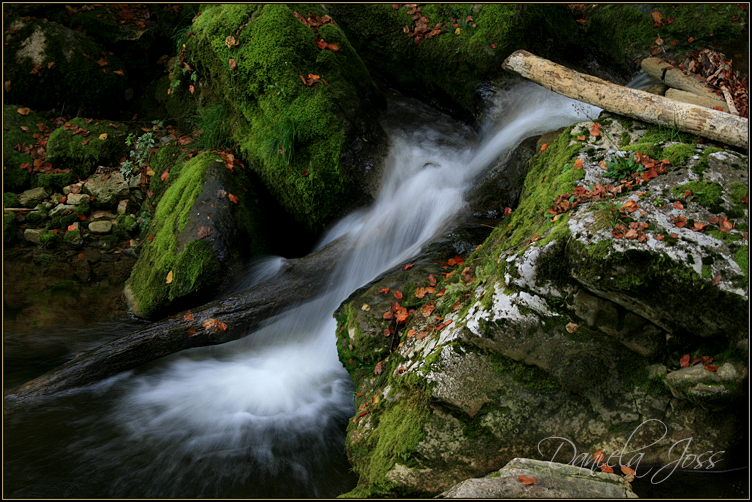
[4,82,743,497]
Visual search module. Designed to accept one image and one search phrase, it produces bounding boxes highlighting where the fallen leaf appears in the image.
[374,361,383,375]
[427,274,437,286]
[402,263,414,271]
[600,463,614,473]
[17,107,30,115]
[98,133,108,140]
[228,58,236,68]
[184,312,194,321]
[701,355,714,365]
[504,207,513,216]
[77,253,85,259]
[147,234,154,243]
[394,290,403,299]
[680,353,690,368]
[518,475,535,485]
[166,270,173,284]
[673,201,684,210]
[704,365,718,372]
[565,322,579,333]
[361,303,371,311]
[228,193,239,204]
[197,226,212,239]
[594,450,605,464]
[187,328,197,336]
[712,274,721,286]
[656,234,665,240]
[383,310,393,320]
[574,158,583,169]
[655,36,664,46]
[327,43,340,51]
[540,143,548,153]
[577,135,586,141]
[651,11,663,24]
[161,170,169,181]
[189,84,194,94]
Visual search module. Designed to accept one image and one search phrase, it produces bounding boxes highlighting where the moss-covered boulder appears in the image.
[3,17,129,116]
[45,118,128,179]
[183,3,388,233]
[324,4,581,121]
[334,115,748,497]
[583,4,749,73]
[123,151,267,319]
[2,104,51,191]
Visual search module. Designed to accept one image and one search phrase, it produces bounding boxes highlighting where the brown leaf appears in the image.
[187,328,197,336]
[327,43,340,51]
[373,361,383,375]
[593,449,605,464]
[394,290,403,299]
[17,107,30,115]
[673,201,684,210]
[518,475,535,485]
[383,310,393,320]
[184,312,194,322]
[228,58,236,68]
[704,364,718,372]
[712,274,721,286]
[197,226,212,239]
[651,11,663,24]
[600,463,614,473]
[161,170,169,181]
[228,193,239,204]
[680,353,690,368]
[565,322,579,333]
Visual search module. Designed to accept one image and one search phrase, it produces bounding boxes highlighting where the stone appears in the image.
[18,187,50,207]
[83,172,130,209]
[88,220,113,234]
[665,362,747,410]
[23,228,43,244]
[49,203,76,218]
[67,193,90,206]
[439,458,637,498]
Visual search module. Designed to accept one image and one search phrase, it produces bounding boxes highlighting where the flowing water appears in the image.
[3,84,606,497]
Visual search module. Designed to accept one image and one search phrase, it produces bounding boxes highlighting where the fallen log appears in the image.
[3,236,349,413]
[641,57,729,111]
[502,50,748,150]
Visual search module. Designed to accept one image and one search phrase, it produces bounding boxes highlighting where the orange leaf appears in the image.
[574,158,583,169]
[402,263,414,271]
[673,201,684,210]
[600,463,614,473]
[66,224,77,232]
[184,312,194,322]
[383,311,393,320]
[407,329,417,338]
[518,475,535,485]
[161,170,169,181]
[197,226,212,239]
[327,43,340,51]
[670,233,678,238]
[594,450,605,464]
[704,364,718,372]
[373,361,383,375]
[540,143,548,153]
[656,234,665,241]
[380,287,390,294]
[680,353,690,368]
[651,11,663,24]
[688,37,694,43]
[187,328,197,336]
[228,193,239,204]
[394,290,403,299]
[504,207,512,216]
[577,135,586,141]
[621,465,636,476]
[316,39,328,49]
[147,234,154,243]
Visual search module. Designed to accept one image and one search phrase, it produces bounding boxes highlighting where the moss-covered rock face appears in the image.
[324,4,581,122]
[180,4,387,233]
[45,118,128,179]
[584,4,749,73]
[123,151,267,319]
[3,17,128,116]
[335,113,748,497]
[3,105,51,191]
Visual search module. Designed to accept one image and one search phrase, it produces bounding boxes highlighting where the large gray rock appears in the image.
[440,458,637,498]
[18,187,50,208]
[83,173,130,209]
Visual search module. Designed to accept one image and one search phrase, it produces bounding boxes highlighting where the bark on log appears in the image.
[502,50,748,150]
[665,88,729,112]
[3,236,349,413]
[640,57,728,110]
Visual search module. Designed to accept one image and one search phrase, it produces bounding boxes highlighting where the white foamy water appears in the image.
[3,83,600,498]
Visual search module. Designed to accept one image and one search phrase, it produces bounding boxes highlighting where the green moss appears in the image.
[188,3,382,232]
[4,212,17,244]
[46,119,127,178]
[124,152,218,317]
[4,192,20,208]
[486,350,561,392]
[38,229,57,248]
[733,248,748,281]
[661,143,696,164]
[671,181,724,213]
[620,142,662,160]
[170,239,223,301]
[728,182,749,205]
[701,264,712,279]
[693,147,725,176]
[343,389,431,498]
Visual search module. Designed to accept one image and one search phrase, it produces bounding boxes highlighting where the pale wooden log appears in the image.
[502,50,748,150]
[721,86,740,116]
[641,57,728,108]
[665,88,729,112]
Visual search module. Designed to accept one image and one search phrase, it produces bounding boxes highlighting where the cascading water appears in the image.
[3,83,601,498]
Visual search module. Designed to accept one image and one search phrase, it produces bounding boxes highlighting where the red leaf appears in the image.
[228,193,239,204]
[427,274,437,286]
[489,43,496,49]
[518,475,535,485]
[383,310,393,320]
[504,207,513,216]
[680,354,690,368]
[702,355,715,365]
[704,365,718,372]
[394,290,403,299]
[688,37,694,43]
[402,263,414,271]
[316,39,328,49]
[197,226,212,239]
[373,361,383,375]
[380,287,390,294]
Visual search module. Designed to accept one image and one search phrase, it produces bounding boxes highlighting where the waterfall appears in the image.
[3,83,601,498]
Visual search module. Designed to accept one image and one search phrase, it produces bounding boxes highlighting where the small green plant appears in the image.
[193,102,231,150]
[267,82,287,98]
[264,119,298,166]
[591,200,624,231]
[603,153,644,181]
[120,131,156,183]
